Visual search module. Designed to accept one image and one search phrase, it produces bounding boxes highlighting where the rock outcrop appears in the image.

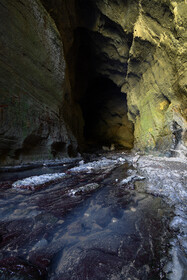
[0,0,77,165]
[124,0,187,153]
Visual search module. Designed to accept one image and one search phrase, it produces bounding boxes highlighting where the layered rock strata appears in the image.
[0,0,77,165]
[42,0,187,154]
[0,0,187,165]
[41,0,136,149]
[125,0,187,153]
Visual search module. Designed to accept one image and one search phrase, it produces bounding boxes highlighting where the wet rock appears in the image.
[120,175,145,186]
[31,238,48,251]
[67,222,84,235]
[68,157,126,174]
[0,257,45,280]
[68,183,100,196]
[135,154,187,279]
[12,173,66,190]
[0,153,174,279]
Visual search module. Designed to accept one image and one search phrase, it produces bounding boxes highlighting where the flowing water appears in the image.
[0,152,184,280]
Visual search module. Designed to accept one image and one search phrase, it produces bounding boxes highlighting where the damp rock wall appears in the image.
[42,0,187,154]
[0,0,77,165]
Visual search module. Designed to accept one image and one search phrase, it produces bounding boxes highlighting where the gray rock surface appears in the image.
[0,0,77,165]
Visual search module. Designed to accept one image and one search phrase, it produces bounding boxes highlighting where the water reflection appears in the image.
[0,155,173,279]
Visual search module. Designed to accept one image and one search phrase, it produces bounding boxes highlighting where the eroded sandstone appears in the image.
[0,0,77,165]
[0,0,187,163]
[41,0,187,154]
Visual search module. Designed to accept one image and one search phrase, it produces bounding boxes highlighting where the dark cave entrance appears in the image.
[41,0,135,151]
[80,77,134,149]
[68,27,134,150]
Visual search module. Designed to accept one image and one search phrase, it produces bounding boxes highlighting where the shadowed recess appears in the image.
[80,77,134,149]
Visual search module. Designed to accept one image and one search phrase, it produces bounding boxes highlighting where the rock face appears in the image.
[41,0,136,149]
[42,0,187,154]
[0,0,187,164]
[125,0,187,153]
[0,0,77,165]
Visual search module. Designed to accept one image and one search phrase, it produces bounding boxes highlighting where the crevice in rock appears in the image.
[161,93,171,106]
[40,0,135,151]
[172,121,183,149]
[71,23,135,149]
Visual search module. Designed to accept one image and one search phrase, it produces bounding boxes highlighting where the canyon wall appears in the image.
[124,0,187,153]
[0,0,186,164]
[0,0,77,165]
[42,0,187,154]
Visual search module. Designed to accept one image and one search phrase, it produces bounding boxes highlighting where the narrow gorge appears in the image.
[1,0,186,164]
[0,0,186,279]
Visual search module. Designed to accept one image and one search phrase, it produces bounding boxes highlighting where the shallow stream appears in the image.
[0,152,185,280]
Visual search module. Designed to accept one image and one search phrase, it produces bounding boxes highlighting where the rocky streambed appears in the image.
[0,152,186,280]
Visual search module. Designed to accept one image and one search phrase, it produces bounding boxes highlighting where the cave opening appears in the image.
[68,27,134,151]
[80,77,134,149]
[41,0,135,152]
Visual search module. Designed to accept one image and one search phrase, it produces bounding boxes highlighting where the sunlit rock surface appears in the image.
[41,0,187,154]
[125,0,187,153]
